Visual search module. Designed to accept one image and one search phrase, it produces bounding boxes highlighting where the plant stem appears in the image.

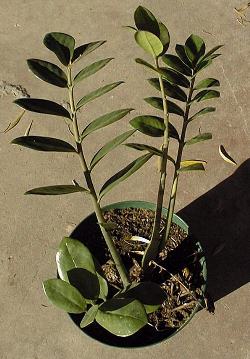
[67,66,130,288]
[160,76,196,249]
[142,57,170,269]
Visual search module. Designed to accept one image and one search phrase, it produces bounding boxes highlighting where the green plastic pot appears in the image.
[69,201,207,348]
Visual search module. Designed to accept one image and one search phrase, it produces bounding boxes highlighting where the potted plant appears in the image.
[8,5,235,348]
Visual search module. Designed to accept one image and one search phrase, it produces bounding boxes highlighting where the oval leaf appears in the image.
[194,58,212,74]
[179,160,206,172]
[99,153,152,199]
[125,143,162,156]
[80,305,99,328]
[67,268,100,300]
[158,22,170,54]
[219,145,237,166]
[11,136,76,152]
[135,31,163,57]
[43,279,86,313]
[81,108,133,140]
[90,130,136,170]
[72,40,106,63]
[96,298,147,337]
[189,107,216,121]
[192,90,220,102]
[118,282,167,305]
[144,97,184,116]
[162,54,192,76]
[134,6,160,36]
[185,34,205,64]
[56,237,96,281]
[76,81,123,110]
[175,44,192,68]
[130,115,164,137]
[148,78,187,102]
[27,59,67,88]
[130,115,179,140]
[185,132,212,145]
[74,58,113,85]
[14,98,71,119]
[194,78,220,90]
[43,32,75,66]
[199,45,224,63]
[160,67,190,88]
[25,185,88,195]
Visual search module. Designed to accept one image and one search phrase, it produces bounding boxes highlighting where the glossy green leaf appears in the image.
[27,59,68,88]
[90,130,135,170]
[135,58,157,72]
[99,153,152,199]
[185,132,212,145]
[25,185,88,195]
[81,109,133,140]
[67,268,100,300]
[130,115,164,137]
[125,143,162,156]
[194,58,212,73]
[192,90,220,102]
[148,78,187,102]
[96,298,147,337]
[130,115,179,139]
[175,44,192,68]
[179,160,206,172]
[162,54,192,76]
[158,22,170,54]
[189,107,216,121]
[185,34,205,64]
[160,67,190,88]
[80,305,99,328]
[135,31,163,57]
[219,145,237,165]
[144,97,184,116]
[43,32,75,66]
[76,81,123,110]
[72,40,106,63]
[74,58,113,85]
[56,237,96,281]
[2,110,26,133]
[14,98,71,119]
[11,136,76,152]
[134,6,160,36]
[43,279,86,313]
[199,45,224,63]
[117,282,167,305]
[194,78,220,90]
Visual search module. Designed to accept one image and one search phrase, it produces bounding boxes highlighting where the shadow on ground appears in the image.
[178,159,250,302]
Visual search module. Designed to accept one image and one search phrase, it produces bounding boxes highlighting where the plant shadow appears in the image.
[178,159,250,302]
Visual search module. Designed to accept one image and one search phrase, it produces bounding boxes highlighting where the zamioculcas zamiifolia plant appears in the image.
[127,6,222,269]
[8,5,230,340]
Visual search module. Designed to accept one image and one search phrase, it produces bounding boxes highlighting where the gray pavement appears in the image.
[0,1,249,358]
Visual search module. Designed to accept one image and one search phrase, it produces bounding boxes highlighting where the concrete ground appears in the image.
[0,0,249,358]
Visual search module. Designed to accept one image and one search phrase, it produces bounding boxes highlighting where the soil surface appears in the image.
[101,208,206,331]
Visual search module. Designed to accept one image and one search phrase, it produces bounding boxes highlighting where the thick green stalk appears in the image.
[67,66,130,288]
[142,57,170,268]
[160,75,196,249]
